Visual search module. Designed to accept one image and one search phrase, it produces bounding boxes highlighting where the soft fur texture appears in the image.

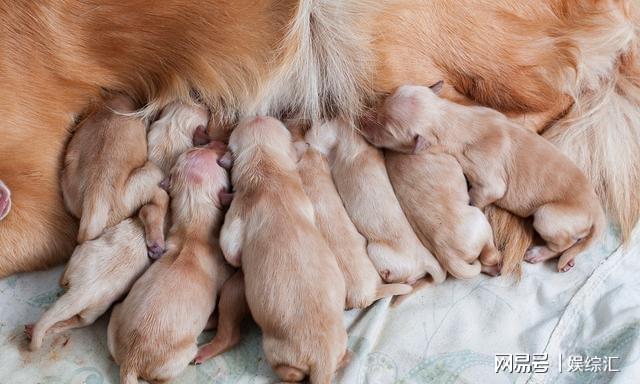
[1,0,639,276]
[386,150,500,279]
[366,85,606,272]
[107,144,232,384]
[297,122,413,308]
[61,95,168,256]
[327,119,446,285]
[27,218,150,351]
[147,101,211,175]
[220,117,347,384]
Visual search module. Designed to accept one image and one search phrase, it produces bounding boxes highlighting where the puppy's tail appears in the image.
[29,289,88,351]
[77,195,110,243]
[484,206,534,280]
[373,282,413,301]
[557,206,607,271]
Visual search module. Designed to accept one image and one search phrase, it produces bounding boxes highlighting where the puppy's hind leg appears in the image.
[527,204,591,271]
[193,271,249,364]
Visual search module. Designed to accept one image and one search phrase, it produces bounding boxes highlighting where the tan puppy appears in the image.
[192,270,249,364]
[364,83,606,272]
[386,150,500,279]
[147,101,211,174]
[325,120,445,286]
[0,180,10,221]
[220,117,347,384]
[107,142,232,384]
[26,218,149,350]
[296,123,413,308]
[62,95,169,258]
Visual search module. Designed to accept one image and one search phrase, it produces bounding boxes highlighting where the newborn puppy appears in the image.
[192,270,249,364]
[296,122,412,308]
[386,150,501,279]
[147,100,211,174]
[364,83,606,272]
[220,117,347,384]
[0,180,11,221]
[107,142,232,384]
[62,95,168,257]
[326,120,445,285]
[26,218,150,350]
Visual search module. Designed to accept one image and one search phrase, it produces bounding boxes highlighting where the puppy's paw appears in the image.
[524,246,548,264]
[0,180,12,221]
[559,259,575,273]
[147,242,166,260]
[481,263,501,276]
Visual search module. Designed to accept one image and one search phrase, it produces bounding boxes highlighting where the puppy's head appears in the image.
[228,116,296,162]
[166,143,230,211]
[361,82,444,154]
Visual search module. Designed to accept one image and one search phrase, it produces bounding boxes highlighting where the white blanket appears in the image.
[1,224,638,383]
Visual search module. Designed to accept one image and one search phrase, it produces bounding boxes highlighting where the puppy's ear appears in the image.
[159,176,172,191]
[217,151,233,170]
[429,80,444,95]
[413,134,428,154]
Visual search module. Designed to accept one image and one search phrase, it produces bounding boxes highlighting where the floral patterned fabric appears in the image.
[1,225,638,384]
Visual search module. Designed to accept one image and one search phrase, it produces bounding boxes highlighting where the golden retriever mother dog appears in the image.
[0,0,638,276]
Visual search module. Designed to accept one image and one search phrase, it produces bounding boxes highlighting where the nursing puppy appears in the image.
[296,123,413,308]
[326,120,445,285]
[0,180,10,221]
[26,218,149,351]
[62,95,168,257]
[147,101,211,174]
[220,117,347,384]
[364,83,606,272]
[107,142,232,384]
[386,150,500,279]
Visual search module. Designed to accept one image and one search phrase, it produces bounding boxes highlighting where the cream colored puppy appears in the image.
[386,150,501,279]
[108,142,232,384]
[26,218,149,350]
[364,83,606,272]
[220,117,347,384]
[147,100,210,174]
[297,122,413,308]
[62,95,168,257]
[326,120,445,285]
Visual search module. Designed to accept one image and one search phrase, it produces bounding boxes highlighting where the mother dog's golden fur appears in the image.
[0,0,638,276]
